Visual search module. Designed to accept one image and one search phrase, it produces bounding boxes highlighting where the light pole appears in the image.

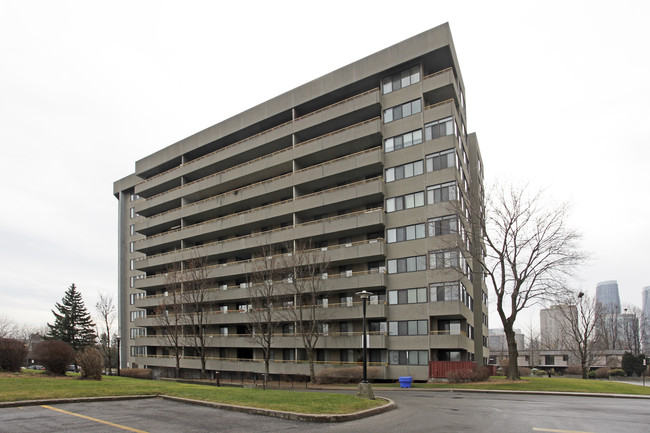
[355,290,374,399]
[116,336,121,376]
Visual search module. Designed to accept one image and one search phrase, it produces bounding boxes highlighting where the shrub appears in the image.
[33,340,75,376]
[470,366,491,382]
[120,368,153,380]
[77,347,103,380]
[518,367,531,376]
[565,365,583,376]
[594,367,611,379]
[0,338,28,372]
[314,366,380,384]
[608,369,626,377]
[447,365,491,383]
[587,371,596,379]
[533,369,547,376]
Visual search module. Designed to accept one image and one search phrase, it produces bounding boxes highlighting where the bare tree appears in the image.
[247,245,283,377]
[595,303,621,351]
[279,241,330,382]
[154,261,185,378]
[557,291,602,379]
[181,252,213,379]
[95,292,117,374]
[479,184,586,380]
[0,314,17,338]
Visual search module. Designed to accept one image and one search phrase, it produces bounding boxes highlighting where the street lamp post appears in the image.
[355,290,374,399]
[116,336,121,376]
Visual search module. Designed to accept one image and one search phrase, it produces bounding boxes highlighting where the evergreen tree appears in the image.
[47,284,97,351]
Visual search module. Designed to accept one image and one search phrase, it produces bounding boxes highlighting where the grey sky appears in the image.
[1,0,648,331]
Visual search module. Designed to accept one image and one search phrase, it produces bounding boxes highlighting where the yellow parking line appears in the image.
[40,405,149,433]
[533,428,594,433]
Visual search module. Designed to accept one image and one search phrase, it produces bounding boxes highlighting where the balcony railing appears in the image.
[136,207,382,264]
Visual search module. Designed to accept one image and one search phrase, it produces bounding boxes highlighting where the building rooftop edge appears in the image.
[127,23,456,178]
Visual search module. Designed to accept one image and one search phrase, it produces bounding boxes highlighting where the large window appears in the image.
[437,320,462,335]
[388,288,427,305]
[387,255,427,274]
[130,346,147,356]
[384,129,423,153]
[386,191,425,213]
[385,160,424,182]
[389,350,428,365]
[427,181,458,204]
[383,99,422,123]
[387,223,426,243]
[429,249,465,270]
[430,282,460,302]
[428,215,459,237]
[388,320,428,336]
[424,116,455,141]
[382,66,421,94]
[426,149,457,172]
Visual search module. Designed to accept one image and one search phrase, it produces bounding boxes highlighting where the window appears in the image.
[340,321,353,335]
[426,149,457,172]
[439,350,462,362]
[387,255,427,274]
[130,346,146,356]
[545,355,555,365]
[385,160,423,182]
[382,66,420,94]
[388,288,427,305]
[130,242,135,253]
[130,328,146,339]
[430,282,460,302]
[384,129,423,153]
[468,324,474,340]
[385,191,425,213]
[369,321,387,333]
[428,215,459,237]
[283,349,295,361]
[424,117,455,141]
[130,207,135,218]
[383,99,422,123]
[427,182,458,204]
[339,294,353,307]
[129,292,145,305]
[438,320,462,335]
[389,350,428,365]
[130,310,145,322]
[386,223,426,243]
[130,224,134,236]
[429,249,465,270]
[319,323,329,336]
[388,320,428,336]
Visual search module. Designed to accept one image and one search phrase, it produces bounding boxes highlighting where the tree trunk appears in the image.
[307,348,315,383]
[504,323,520,380]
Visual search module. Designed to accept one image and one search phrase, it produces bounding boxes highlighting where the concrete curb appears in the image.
[160,395,396,423]
[0,394,395,423]
[379,387,650,399]
[0,395,157,409]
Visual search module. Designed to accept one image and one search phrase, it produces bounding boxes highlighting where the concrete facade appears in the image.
[113,23,487,381]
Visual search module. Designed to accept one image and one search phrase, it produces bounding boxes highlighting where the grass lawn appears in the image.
[397,376,650,395]
[0,371,382,414]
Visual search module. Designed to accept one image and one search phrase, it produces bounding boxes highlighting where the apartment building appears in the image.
[113,23,487,381]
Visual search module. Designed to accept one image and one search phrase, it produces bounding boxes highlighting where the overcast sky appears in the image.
[1,0,648,332]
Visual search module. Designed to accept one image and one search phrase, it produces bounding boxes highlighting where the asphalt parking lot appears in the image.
[1,391,648,433]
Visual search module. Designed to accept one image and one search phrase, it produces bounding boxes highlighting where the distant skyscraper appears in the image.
[596,280,621,314]
[642,286,650,352]
[540,305,575,350]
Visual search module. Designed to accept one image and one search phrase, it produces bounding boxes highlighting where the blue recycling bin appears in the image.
[398,376,413,388]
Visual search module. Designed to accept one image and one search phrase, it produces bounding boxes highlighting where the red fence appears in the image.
[428,361,498,378]
[429,361,476,378]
